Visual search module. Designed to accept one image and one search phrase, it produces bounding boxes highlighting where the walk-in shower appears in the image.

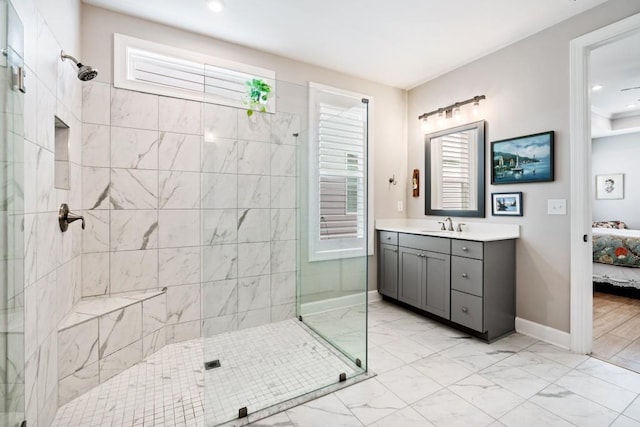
[200,78,370,425]
[0,14,368,422]
[51,77,370,427]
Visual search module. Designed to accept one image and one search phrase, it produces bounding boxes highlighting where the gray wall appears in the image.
[593,132,640,229]
[407,0,640,333]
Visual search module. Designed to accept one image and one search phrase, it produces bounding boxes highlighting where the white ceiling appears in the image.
[590,29,640,137]
[82,0,608,89]
[591,31,640,118]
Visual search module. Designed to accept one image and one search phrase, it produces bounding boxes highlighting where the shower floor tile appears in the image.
[51,318,360,427]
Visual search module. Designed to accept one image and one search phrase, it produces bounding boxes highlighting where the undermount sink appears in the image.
[421,229,456,234]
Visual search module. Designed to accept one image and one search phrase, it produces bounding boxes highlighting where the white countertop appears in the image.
[375,218,519,242]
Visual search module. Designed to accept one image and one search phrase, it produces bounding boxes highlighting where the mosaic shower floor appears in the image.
[52,319,361,427]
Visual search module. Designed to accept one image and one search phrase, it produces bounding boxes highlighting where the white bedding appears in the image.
[593,263,640,289]
[592,227,640,238]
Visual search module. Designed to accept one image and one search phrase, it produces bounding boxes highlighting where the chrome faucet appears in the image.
[444,217,454,231]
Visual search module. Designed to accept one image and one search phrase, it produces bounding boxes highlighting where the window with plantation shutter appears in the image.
[114,33,275,111]
[309,83,369,261]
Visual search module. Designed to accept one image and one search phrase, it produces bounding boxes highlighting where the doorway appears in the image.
[570,12,640,357]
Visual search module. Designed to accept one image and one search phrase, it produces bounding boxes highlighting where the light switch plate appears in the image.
[397,201,404,212]
[548,199,567,215]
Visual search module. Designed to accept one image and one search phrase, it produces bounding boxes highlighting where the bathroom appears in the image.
[3,0,640,426]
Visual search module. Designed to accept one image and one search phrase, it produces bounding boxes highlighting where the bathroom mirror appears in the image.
[425,120,485,217]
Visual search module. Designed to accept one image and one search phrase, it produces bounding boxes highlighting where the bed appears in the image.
[592,221,640,289]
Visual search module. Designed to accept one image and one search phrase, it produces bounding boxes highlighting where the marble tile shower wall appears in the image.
[15,2,84,426]
[81,81,299,346]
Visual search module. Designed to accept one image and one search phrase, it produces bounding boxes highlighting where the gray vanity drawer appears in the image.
[451,239,483,259]
[399,233,450,254]
[451,290,484,332]
[451,256,483,297]
[379,231,398,245]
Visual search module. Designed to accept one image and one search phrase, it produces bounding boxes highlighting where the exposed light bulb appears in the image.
[207,0,225,12]
[591,84,603,91]
[420,117,430,132]
[453,106,461,121]
[472,101,480,116]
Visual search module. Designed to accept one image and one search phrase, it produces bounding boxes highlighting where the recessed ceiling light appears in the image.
[207,0,225,12]
[591,84,603,91]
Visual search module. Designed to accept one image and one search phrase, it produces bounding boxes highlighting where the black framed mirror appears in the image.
[425,120,485,217]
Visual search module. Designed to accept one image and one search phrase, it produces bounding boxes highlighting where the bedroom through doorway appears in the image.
[589,29,640,372]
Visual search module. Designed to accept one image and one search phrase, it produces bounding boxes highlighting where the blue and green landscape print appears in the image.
[492,132,553,184]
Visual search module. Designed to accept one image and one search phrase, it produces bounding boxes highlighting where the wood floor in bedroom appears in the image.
[593,291,640,373]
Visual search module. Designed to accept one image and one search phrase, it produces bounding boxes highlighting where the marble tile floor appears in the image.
[592,291,640,373]
[255,299,640,427]
[52,319,360,427]
[53,298,640,426]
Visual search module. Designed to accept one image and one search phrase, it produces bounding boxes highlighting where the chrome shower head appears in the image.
[77,64,98,82]
[61,51,98,81]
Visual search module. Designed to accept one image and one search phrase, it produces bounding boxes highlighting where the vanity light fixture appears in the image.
[207,0,225,12]
[418,95,486,125]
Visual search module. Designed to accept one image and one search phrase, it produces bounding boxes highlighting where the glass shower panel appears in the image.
[1,0,25,425]
[297,90,368,372]
[202,76,365,426]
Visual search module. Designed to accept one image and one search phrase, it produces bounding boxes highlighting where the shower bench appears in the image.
[56,288,167,406]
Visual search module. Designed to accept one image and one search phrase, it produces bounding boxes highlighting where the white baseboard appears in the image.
[368,290,382,303]
[301,290,381,316]
[515,317,571,350]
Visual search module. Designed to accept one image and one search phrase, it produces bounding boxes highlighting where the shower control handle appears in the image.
[59,203,85,232]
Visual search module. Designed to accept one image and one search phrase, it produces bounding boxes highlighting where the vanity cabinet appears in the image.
[398,244,450,319]
[379,243,398,299]
[377,230,515,341]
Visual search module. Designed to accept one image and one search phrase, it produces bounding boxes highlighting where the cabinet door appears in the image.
[422,251,451,319]
[379,243,398,298]
[398,247,423,307]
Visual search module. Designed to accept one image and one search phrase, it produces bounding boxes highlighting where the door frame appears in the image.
[569,12,640,354]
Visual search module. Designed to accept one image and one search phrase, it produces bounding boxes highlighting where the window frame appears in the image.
[308,82,373,262]
[113,33,276,111]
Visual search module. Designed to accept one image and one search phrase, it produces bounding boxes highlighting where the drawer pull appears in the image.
[387,236,391,240]
[461,307,468,313]
[462,273,468,278]
[392,249,397,253]
[461,246,468,252]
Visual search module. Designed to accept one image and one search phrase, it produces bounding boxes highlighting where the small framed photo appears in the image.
[596,174,624,199]
[491,192,523,216]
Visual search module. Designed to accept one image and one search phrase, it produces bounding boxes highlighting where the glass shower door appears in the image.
[297,87,368,374]
[0,1,25,425]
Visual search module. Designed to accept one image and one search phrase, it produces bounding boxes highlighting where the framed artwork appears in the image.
[491,131,554,184]
[491,192,523,216]
[596,173,624,199]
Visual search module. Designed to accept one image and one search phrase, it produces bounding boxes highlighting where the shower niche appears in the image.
[54,116,70,190]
